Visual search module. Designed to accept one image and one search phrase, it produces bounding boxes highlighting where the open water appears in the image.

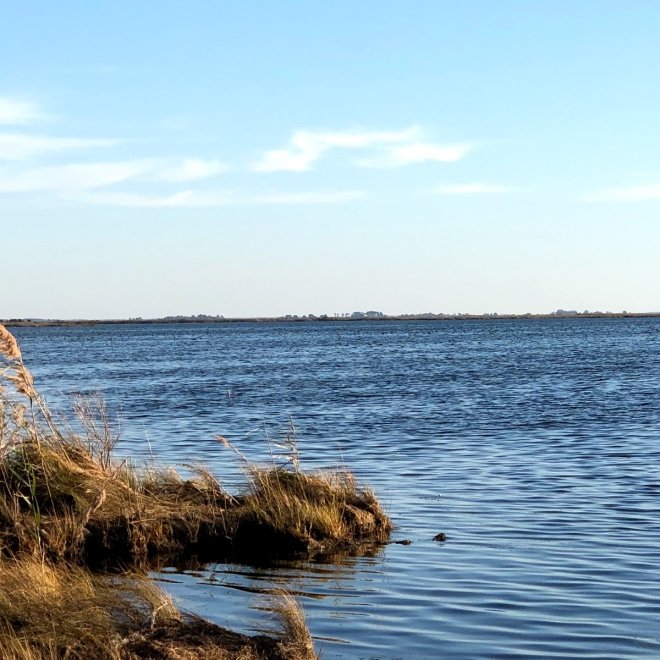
[12,319,660,658]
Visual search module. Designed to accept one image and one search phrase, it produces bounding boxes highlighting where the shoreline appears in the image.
[4,312,660,327]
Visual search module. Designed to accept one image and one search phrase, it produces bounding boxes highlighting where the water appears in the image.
[12,319,660,658]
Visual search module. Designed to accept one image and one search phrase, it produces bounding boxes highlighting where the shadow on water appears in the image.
[153,550,390,652]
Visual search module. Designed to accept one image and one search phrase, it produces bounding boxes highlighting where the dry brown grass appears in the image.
[0,556,315,660]
[263,592,316,660]
[0,430,391,566]
[232,468,392,558]
[0,556,177,659]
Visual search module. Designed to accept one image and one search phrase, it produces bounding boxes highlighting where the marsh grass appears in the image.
[0,556,314,659]
[0,324,391,567]
[234,467,390,558]
[260,592,316,660]
[0,556,177,659]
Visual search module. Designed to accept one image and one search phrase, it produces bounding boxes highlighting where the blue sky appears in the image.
[1,1,659,318]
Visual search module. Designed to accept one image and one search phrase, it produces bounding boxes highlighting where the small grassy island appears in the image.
[0,325,392,658]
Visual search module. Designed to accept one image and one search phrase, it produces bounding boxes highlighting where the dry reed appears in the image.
[0,324,22,361]
[263,592,316,660]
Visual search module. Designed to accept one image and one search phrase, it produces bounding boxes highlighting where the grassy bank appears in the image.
[0,324,391,657]
[0,325,391,566]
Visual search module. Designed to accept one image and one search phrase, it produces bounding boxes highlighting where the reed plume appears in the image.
[0,324,22,361]
[0,324,38,401]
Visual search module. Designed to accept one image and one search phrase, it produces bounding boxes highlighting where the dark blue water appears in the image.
[12,319,660,658]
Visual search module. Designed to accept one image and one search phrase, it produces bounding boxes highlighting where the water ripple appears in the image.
[13,318,660,658]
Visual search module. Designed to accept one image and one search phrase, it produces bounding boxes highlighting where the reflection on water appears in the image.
[13,319,660,658]
[154,552,387,649]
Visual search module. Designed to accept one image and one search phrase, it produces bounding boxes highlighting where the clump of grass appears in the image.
[0,324,391,567]
[263,592,316,660]
[0,556,315,659]
[0,556,177,659]
[228,467,391,558]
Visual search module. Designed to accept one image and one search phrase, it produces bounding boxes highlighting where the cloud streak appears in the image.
[0,153,363,207]
[0,98,46,125]
[582,182,660,202]
[253,190,366,205]
[0,158,227,193]
[359,142,472,168]
[432,183,518,195]
[0,133,117,161]
[252,126,469,172]
[74,190,235,208]
[0,160,155,193]
[253,127,418,172]
[74,189,367,208]
[154,158,228,182]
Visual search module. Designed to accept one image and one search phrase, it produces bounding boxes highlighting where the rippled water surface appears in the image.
[13,319,660,657]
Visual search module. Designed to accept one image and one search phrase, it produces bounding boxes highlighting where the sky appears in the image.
[1,1,659,319]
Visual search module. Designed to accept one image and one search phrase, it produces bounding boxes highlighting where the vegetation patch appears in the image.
[0,324,392,657]
[0,557,314,659]
[0,324,391,567]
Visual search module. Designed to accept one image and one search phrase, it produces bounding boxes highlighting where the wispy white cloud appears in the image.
[0,98,232,204]
[432,183,518,195]
[0,96,120,160]
[359,143,472,168]
[0,158,228,195]
[253,190,366,204]
[253,127,420,172]
[0,160,155,193]
[0,98,46,125]
[74,189,236,208]
[0,153,363,206]
[582,182,660,202]
[72,189,366,208]
[154,158,228,182]
[0,133,117,160]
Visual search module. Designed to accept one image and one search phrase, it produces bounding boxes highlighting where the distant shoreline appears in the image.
[4,312,660,327]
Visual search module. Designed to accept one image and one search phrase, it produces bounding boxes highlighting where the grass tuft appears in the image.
[265,592,316,660]
[0,556,177,659]
[0,556,315,659]
[230,468,391,557]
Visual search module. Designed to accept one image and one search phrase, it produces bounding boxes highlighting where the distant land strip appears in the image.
[3,311,660,327]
